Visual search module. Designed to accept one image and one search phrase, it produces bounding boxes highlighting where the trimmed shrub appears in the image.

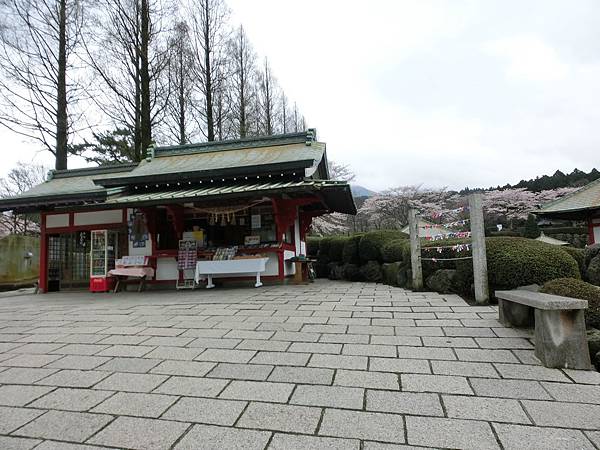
[381,239,410,263]
[318,237,333,263]
[359,260,383,282]
[584,243,600,268]
[560,247,585,278]
[342,234,363,264]
[588,255,600,286]
[456,237,580,294]
[540,277,600,328]
[329,236,349,262]
[314,262,329,278]
[327,262,344,280]
[342,263,362,281]
[426,269,458,294]
[382,262,403,286]
[306,237,321,258]
[359,230,408,263]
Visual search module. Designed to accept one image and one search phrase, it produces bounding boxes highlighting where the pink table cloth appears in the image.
[108,267,155,278]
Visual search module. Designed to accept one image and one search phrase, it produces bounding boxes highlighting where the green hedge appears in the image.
[359,260,383,282]
[306,237,321,258]
[560,247,585,278]
[540,277,600,328]
[318,237,333,263]
[456,237,580,294]
[342,234,363,264]
[329,236,349,262]
[381,239,410,263]
[359,230,408,263]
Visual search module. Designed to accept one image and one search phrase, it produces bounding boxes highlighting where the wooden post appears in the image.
[469,193,489,304]
[408,209,423,290]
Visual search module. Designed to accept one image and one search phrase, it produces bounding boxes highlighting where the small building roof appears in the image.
[536,178,600,220]
[0,131,355,215]
[535,232,569,246]
[0,164,136,212]
[95,132,327,188]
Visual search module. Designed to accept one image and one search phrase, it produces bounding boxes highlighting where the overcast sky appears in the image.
[2,0,599,192]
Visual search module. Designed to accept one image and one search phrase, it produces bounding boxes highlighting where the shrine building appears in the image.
[0,130,356,292]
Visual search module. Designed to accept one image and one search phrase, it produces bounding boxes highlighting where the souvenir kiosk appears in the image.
[0,130,357,292]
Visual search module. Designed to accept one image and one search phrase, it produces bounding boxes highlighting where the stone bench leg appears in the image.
[498,299,534,327]
[534,309,591,370]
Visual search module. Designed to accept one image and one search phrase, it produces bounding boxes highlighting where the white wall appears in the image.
[46,214,69,228]
[74,210,123,226]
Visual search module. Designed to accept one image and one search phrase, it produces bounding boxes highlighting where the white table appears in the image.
[195,258,269,288]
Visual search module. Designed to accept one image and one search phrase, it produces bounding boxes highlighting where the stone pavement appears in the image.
[0,280,599,450]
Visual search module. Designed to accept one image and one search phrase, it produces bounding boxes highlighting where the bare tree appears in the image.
[0,0,85,170]
[83,0,169,161]
[162,20,197,145]
[187,0,230,141]
[258,57,278,135]
[0,162,46,235]
[228,24,257,138]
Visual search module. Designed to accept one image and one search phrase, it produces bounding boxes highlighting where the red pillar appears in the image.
[39,213,48,293]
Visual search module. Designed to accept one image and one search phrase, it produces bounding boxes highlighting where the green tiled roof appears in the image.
[105,180,356,215]
[537,178,600,218]
[0,164,136,212]
[95,131,327,187]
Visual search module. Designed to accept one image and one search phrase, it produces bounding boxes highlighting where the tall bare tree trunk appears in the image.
[139,0,152,153]
[203,2,214,141]
[178,44,186,144]
[56,0,68,170]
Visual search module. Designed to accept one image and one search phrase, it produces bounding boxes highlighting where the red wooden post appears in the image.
[39,212,48,293]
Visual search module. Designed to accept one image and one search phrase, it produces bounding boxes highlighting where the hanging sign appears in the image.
[251,214,261,229]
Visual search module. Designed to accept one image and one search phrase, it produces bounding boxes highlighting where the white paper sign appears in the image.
[251,214,261,229]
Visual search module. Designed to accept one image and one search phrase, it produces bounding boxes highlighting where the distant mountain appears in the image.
[460,167,600,194]
[351,184,377,198]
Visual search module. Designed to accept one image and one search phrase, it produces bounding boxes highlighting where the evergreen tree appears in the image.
[523,214,540,239]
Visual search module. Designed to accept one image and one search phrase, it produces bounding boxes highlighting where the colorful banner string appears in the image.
[419,219,470,230]
[429,206,469,219]
[425,231,472,241]
[421,256,473,262]
[422,243,471,253]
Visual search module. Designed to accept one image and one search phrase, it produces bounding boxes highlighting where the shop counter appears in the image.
[195,258,269,288]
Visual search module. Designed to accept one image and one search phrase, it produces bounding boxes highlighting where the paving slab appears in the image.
[91,391,178,418]
[173,424,270,450]
[29,388,114,411]
[0,384,54,406]
[366,390,443,416]
[493,423,596,450]
[290,384,364,409]
[405,416,499,450]
[268,433,360,450]
[162,397,247,425]
[319,409,405,443]
[0,406,46,434]
[237,401,322,434]
[219,380,294,403]
[154,375,228,397]
[88,416,189,450]
[14,410,113,442]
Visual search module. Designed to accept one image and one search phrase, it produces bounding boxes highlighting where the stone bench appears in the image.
[495,290,591,370]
